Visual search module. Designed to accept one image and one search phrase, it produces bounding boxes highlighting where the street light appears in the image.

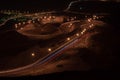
[37,18,40,21]
[81,31,84,35]
[74,16,76,19]
[44,16,47,19]
[85,15,88,18]
[52,16,56,19]
[89,24,94,28]
[70,23,72,26]
[83,28,87,32]
[23,22,25,25]
[67,18,70,22]
[31,53,35,57]
[32,20,35,23]
[76,33,79,36]
[71,18,74,21]
[81,28,87,35]
[68,23,72,28]
[87,18,92,22]
[15,24,18,28]
[20,27,23,30]
[28,20,32,24]
[18,23,21,26]
[93,15,97,20]
[49,16,52,19]
[48,48,52,52]
[67,37,70,41]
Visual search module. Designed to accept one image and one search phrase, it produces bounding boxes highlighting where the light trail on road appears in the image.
[0,23,87,76]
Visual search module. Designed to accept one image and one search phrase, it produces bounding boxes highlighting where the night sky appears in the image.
[0,0,119,11]
[0,0,76,11]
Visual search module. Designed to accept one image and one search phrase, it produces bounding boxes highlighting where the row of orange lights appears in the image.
[31,48,52,57]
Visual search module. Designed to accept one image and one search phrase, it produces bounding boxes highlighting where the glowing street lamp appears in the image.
[81,31,84,35]
[20,27,23,30]
[52,16,56,19]
[85,15,88,18]
[76,33,79,36]
[31,53,35,57]
[70,23,72,26]
[67,18,70,22]
[49,16,52,19]
[15,24,18,28]
[93,15,97,19]
[44,16,47,19]
[87,18,92,22]
[37,18,40,21]
[67,37,70,41]
[28,20,32,24]
[81,28,87,35]
[32,20,35,23]
[89,25,92,28]
[89,24,94,28]
[18,23,21,26]
[83,28,87,32]
[23,22,25,24]
[48,48,52,52]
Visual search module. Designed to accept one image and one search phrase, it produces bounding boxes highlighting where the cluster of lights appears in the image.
[65,15,98,44]
[14,19,36,29]
[81,28,87,35]
[89,24,94,28]
[37,15,56,24]
[67,16,76,22]
[14,22,24,30]
[68,23,73,28]
[14,15,57,30]
[86,15,103,23]
[40,15,56,20]
[93,15,99,20]
[87,18,92,22]
[91,15,104,20]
